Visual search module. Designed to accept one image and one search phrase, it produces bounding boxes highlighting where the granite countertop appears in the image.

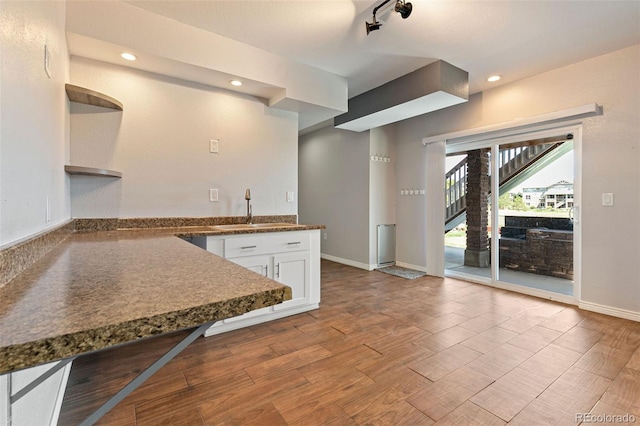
[0,226,311,374]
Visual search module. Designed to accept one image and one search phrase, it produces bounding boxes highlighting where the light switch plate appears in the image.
[602,192,614,206]
[209,139,219,154]
[209,189,218,202]
[286,191,294,203]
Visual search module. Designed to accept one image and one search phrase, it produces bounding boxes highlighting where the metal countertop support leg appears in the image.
[80,322,213,426]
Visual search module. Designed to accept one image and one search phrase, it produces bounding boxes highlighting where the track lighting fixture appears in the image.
[366,0,413,35]
[395,0,413,18]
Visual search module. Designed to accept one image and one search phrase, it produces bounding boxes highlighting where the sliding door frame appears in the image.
[423,103,600,304]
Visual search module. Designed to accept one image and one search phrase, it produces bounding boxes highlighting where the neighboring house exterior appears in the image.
[523,181,574,209]
[522,187,546,208]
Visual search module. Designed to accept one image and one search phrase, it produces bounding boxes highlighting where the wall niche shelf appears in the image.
[66,84,123,178]
[65,84,123,111]
[65,165,122,178]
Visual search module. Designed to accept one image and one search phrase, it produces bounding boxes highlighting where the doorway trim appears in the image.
[423,103,601,303]
[422,103,601,147]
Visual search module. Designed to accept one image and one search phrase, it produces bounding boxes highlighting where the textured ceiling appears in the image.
[124,0,640,97]
[67,1,640,130]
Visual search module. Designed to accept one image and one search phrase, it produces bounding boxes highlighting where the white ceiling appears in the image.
[67,0,640,129]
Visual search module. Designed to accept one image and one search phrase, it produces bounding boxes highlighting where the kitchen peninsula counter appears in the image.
[0,226,314,374]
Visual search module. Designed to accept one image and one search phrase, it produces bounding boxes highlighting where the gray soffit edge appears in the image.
[334,60,469,132]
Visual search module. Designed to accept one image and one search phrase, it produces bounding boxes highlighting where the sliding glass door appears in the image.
[444,127,580,302]
[495,137,576,296]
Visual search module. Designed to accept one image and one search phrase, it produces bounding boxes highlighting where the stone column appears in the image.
[464,149,490,267]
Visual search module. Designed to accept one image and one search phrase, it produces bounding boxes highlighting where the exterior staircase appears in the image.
[445,139,571,232]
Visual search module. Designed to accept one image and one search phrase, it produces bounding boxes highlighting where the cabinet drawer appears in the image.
[225,232,310,258]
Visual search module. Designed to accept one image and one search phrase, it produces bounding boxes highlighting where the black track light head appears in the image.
[366,20,382,35]
[395,0,413,19]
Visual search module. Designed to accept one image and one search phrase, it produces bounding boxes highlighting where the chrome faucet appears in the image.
[245,188,252,224]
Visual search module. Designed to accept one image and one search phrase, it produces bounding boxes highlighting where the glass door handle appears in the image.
[569,206,579,224]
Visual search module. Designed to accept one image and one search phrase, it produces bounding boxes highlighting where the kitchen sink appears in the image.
[212,223,298,230]
[211,224,254,230]
[251,223,298,228]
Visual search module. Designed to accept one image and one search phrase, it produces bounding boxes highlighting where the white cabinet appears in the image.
[1,360,73,426]
[223,254,273,323]
[272,251,310,311]
[231,254,271,277]
[203,230,320,337]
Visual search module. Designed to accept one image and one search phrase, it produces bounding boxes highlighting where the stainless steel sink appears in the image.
[251,223,298,228]
[211,224,255,230]
[212,223,298,230]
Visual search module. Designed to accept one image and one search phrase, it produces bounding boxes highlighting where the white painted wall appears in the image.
[0,0,73,423]
[69,57,299,218]
[298,127,370,267]
[0,0,70,246]
[394,45,640,314]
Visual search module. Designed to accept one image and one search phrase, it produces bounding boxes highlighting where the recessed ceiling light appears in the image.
[487,75,502,82]
[121,52,137,61]
[230,80,243,87]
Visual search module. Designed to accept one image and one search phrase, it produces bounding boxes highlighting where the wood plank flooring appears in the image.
[59,260,640,425]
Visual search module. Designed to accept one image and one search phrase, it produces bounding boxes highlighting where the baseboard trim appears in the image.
[395,261,428,273]
[320,254,375,271]
[579,301,640,322]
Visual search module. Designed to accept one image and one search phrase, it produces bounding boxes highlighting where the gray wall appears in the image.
[369,126,397,266]
[300,45,639,316]
[299,127,370,267]
[396,45,639,314]
[299,125,396,269]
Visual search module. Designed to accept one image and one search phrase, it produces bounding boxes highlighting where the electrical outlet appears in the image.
[209,139,219,154]
[323,232,328,240]
[209,189,218,202]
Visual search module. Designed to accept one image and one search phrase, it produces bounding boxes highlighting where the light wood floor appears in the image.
[60,260,640,425]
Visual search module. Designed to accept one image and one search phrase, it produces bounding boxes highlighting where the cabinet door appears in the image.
[225,255,272,322]
[272,251,310,311]
[228,255,270,277]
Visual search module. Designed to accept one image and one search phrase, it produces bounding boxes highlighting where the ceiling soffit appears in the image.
[65,0,347,130]
[334,60,469,132]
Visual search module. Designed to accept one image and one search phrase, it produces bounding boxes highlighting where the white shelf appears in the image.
[64,165,122,178]
[65,84,123,110]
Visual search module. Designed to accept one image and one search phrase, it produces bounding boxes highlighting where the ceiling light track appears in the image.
[366,0,413,35]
